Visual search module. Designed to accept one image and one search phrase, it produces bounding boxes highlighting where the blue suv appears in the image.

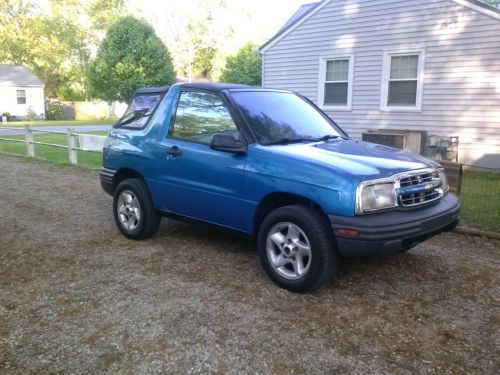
[100,83,460,292]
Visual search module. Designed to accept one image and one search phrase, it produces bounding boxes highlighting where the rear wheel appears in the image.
[258,205,338,293]
[113,178,160,239]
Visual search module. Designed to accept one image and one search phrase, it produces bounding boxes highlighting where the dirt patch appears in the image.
[0,156,498,374]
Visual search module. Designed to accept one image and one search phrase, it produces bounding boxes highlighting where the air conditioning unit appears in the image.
[362,130,426,154]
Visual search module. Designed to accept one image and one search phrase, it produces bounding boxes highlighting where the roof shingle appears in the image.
[0,64,44,87]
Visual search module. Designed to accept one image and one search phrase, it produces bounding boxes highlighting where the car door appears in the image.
[155,89,250,231]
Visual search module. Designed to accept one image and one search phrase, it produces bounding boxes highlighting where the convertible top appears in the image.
[133,86,171,95]
[176,82,251,92]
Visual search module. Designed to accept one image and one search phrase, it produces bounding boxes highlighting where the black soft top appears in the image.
[176,82,252,91]
[133,86,171,95]
[132,83,289,97]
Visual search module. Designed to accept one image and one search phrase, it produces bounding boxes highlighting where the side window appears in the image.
[171,91,239,144]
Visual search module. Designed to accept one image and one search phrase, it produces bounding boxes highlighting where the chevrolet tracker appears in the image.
[100,83,460,292]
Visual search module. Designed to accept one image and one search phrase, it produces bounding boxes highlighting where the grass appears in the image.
[1,119,117,127]
[0,130,108,168]
[459,169,500,233]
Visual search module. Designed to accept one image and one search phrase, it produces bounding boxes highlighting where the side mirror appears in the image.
[211,134,246,155]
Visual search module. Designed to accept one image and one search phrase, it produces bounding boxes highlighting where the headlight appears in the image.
[438,169,449,193]
[357,182,397,213]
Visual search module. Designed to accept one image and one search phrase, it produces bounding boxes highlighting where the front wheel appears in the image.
[258,205,338,293]
[113,178,160,240]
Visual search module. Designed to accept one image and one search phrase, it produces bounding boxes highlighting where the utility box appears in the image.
[362,130,426,154]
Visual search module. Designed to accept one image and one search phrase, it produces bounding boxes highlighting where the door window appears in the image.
[171,91,239,144]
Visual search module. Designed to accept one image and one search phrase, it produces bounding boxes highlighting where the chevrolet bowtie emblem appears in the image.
[425,183,434,190]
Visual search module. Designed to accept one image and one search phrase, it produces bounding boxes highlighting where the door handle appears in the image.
[166,145,182,156]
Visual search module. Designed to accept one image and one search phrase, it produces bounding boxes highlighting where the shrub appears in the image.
[87,16,176,103]
[219,43,261,86]
[45,99,64,120]
[27,106,37,120]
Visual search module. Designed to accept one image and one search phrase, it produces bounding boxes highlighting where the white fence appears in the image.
[0,125,107,165]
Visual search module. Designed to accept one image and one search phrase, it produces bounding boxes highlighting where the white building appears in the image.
[260,0,500,168]
[0,64,45,120]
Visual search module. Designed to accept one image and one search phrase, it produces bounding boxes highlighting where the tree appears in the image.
[219,43,261,86]
[192,47,216,78]
[87,16,176,103]
[88,0,125,33]
[0,0,124,100]
[153,0,237,81]
[480,0,499,7]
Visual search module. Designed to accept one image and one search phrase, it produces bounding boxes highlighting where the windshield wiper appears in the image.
[264,134,345,146]
[318,134,341,141]
[264,137,319,146]
[116,109,149,127]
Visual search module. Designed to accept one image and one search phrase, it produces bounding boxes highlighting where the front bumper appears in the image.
[99,168,116,196]
[329,194,461,257]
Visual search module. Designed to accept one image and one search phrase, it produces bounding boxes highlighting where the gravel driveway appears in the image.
[0,156,498,374]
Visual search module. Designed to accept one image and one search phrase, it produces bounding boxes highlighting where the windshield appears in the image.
[230,91,342,145]
[115,93,162,129]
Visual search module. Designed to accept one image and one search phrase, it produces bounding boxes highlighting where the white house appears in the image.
[260,0,500,168]
[0,64,45,120]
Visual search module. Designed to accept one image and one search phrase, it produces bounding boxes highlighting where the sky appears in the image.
[221,0,309,37]
[128,0,309,47]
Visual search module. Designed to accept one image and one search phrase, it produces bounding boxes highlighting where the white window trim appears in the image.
[317,55,354,111]
[380,49,425,112]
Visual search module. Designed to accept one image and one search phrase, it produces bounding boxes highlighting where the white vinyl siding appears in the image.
[318,55,354,110]
[0,86,45,118]
[261,0,500,168]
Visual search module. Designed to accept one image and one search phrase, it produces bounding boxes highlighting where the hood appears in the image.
[260,139,439,181]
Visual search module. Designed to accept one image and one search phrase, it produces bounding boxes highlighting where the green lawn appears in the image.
[459,170,500,233]
[0,130,108,168]
[1,119,117,127]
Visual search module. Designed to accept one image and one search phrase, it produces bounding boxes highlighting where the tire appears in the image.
[257,205,338,293]
[113,178,160,240]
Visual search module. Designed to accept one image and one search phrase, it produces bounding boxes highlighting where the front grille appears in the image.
[398,171,442,207]
[400,189,440,206]
[399,173,433,187]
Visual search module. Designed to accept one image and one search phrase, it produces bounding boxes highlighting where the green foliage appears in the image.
[219,43,261,86]
[0,1,87,99]
[45,99,64,120]
[88,0,124,32]
[26,106,37,120]
[192,47,216,78]
[0,0,125,100]
[87,16,176,103]
[480,0,499,7]
[163,0,236,80]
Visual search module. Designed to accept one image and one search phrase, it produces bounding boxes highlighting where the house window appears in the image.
[318,55,353,110]
[17,90,26,105]
[381,50,425,111]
